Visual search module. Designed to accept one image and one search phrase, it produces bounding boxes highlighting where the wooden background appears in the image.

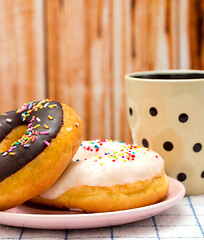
[0,0,203,142]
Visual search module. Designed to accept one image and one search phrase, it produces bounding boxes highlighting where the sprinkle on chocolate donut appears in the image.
[0,99,63,182]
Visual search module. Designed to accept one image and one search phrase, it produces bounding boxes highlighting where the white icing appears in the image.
[40,140,164,199]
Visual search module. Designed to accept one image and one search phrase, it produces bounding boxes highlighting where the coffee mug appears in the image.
[125,70,204,195]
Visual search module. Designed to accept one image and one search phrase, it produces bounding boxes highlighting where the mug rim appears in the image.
[125,69,204,82]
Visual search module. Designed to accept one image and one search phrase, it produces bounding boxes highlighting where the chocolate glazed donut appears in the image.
[0,100,63,181]
[0,99,83,210]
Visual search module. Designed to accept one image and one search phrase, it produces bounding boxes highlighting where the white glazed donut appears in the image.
[30,140,169,212]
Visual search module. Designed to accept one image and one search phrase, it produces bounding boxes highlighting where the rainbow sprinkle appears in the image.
[75,139,158,166]
[45,141,50,146]
[2,99,55,157]
[48,115,53,120]
[40,132,49,135]
[6,118,12,123]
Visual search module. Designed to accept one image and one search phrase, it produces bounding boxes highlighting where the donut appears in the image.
[0,99,83,210]
[30,139,169,213]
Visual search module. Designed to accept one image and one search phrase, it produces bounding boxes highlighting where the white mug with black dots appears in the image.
[125,70,204,195]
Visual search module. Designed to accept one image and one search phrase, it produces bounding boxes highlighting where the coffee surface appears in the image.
[131,73,204,80]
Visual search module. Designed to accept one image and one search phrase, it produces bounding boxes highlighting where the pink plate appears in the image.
[0,177,185,229]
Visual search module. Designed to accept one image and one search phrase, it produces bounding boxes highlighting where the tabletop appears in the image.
[0,194,203,240]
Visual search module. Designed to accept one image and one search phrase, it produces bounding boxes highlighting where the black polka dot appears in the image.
[163,141,173,151]
[129,107,133,116]
[142,139,149,148]
[201,171,204,178]
[149,107,158,116]
[178,113,188,123]
[193,143,202,152]
[177,173,187,182]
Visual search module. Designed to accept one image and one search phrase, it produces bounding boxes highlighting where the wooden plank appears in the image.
[126,0,179,71]
[188,0,204,69]
[112,0,132,142]
[85,0,112,140]
[46,0,112,140]
[166,0,180,69]
[132,0,148,70]
[145,0,162,69]
[155,0,170,69]
[178,0,190,69]
[0,0,45,113]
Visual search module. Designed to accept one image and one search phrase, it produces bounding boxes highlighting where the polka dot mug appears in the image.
[125,70,204,195]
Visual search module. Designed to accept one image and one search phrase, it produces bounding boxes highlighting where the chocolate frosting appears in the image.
[0,100,63,182]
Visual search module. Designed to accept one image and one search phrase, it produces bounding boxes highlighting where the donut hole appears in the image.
[0,125,27,152]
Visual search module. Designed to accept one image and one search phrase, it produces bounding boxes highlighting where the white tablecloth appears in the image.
[0,195,204,240]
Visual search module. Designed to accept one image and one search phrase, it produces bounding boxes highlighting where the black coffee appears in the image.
[131,73,204,80]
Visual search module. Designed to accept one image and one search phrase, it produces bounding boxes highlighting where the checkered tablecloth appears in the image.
[0,195,204,240]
